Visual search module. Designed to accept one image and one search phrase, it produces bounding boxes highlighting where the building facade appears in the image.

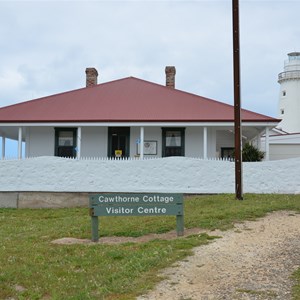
[0,67,279,160]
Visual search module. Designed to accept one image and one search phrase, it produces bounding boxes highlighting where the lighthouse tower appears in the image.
[278,52,300,133]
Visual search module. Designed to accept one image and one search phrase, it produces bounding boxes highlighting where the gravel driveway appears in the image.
[138,211,300,300]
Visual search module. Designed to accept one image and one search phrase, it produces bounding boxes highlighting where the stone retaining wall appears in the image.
[0,192,89,208]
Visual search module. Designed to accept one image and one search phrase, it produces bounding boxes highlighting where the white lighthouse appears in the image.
[277,52,300,133]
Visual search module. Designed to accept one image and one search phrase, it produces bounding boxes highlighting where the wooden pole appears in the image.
[232,0,243,200]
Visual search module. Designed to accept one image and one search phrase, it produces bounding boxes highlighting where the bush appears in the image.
[242,143,265,162]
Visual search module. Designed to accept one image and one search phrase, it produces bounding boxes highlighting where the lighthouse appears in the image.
[277,52,300,133]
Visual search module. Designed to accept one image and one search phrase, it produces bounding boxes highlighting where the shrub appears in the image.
[242,143,265,162]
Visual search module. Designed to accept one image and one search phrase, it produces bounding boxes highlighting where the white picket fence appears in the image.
[1,156,234,162]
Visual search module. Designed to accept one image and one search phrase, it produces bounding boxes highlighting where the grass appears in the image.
[292,269,300,300]
[0,193,300,299]
[236,289,278,297]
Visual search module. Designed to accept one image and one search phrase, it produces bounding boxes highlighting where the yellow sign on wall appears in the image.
[115,150,122,157]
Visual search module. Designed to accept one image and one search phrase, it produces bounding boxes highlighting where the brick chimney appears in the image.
[165,66,176,88]
[85,67,98,87]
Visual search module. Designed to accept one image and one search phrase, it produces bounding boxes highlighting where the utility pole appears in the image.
[232,0,243,200]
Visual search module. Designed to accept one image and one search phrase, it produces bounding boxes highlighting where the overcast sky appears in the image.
[0,0,300,121]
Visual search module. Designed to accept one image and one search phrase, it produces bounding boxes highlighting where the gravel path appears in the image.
[138,211,300,300]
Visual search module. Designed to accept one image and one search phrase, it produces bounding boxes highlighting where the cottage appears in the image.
[0,67,280,160]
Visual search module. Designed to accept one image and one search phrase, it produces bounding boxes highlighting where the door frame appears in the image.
[108,127,130,158]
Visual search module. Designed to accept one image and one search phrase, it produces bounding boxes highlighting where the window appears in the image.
[221,147,234,159]
[55,128,77,158]
[280,108,285,115]
[162,128,185,157]
[282,90,286,96]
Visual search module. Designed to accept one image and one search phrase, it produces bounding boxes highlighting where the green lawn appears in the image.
[1,194,300,299]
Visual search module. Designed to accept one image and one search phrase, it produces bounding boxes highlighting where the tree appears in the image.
[242,143,265,162]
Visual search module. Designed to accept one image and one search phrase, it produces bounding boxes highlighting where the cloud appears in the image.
[0,69,26,90]
[0,0,300,119]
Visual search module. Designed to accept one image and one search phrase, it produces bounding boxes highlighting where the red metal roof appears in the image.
[0,77,280,123]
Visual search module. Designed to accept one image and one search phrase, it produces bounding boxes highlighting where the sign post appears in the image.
[91,214,99,242]
[89,193,184,242]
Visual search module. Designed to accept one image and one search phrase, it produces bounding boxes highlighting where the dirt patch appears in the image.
[51,228,205,245]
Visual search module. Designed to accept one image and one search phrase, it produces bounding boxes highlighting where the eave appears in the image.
[0,120,280,127]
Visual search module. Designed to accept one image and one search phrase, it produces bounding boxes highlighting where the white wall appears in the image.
[131,127,220,158]
[24,125,241,159]
[270,144,300,160]
[26,127,55,157]
[26,126,108,158]
[208,128,217,157]
[81,127,107,157]
[130,127,162,157]
[185,127,203,157]
[261,133,300,160]
[216,129,234,156]
[278,78,300,133]
[0,156,299,194]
